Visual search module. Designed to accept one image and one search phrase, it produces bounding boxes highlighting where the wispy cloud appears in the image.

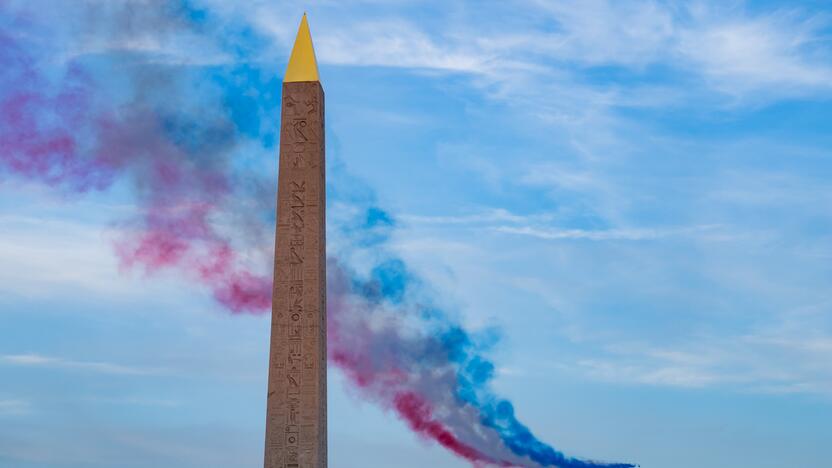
[677,8,832,97]
[85,396,181,407]
[575,357,721,388]
[1,354,166,376]
[0,399,30,416]
[316,20,490,73]
[401,206,719,242]
[566,321,832,396]
[246,1,832,107]
[0,219,125,297]
[400,208,555,226]
[495,225,664,241]
[0,205,188,302]
[495,224,726,241]
[523,0,676,66]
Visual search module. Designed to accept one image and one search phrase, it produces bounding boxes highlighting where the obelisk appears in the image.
[265,14,326,468]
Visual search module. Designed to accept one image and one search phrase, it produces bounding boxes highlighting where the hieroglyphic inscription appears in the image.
[265,81,326,468]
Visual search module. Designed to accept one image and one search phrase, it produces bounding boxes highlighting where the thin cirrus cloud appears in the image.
[400,208,556,226]
[493,224,729,241]
[0,399,30,416]
[0,213,162,299]
[677,11,832,95]
[552,298,832,396]
[399,207,718,242]
[1,354,166,376]
[570,331,832,396]
[57,0,828,122]
[247,1,832,104]
[494,225,668,241]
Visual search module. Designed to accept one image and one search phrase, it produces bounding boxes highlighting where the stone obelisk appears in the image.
[265,14,326,468]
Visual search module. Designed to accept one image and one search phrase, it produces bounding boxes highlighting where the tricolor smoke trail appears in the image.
[0,2,635,467]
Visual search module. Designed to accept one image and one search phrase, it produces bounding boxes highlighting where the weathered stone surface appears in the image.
[265,81,326,468]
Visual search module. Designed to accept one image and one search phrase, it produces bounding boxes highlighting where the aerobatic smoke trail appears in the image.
[0,2,635,467]
[326,190,635,467]
[1,1,274,313]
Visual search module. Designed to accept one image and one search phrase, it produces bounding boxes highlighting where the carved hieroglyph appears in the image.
[264,80,326,468]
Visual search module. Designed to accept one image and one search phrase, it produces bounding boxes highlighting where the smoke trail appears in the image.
[327,179,636,467]
[0,2,635,467]
[1,0,275,312]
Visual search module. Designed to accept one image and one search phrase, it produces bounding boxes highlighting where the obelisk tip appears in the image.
[284,14,320,83]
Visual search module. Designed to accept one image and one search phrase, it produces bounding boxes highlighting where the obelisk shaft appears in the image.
[265,79,326,468]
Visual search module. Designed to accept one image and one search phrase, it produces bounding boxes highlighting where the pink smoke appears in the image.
[1,31,272,314]
[102,114,272,313]
[394,391,510,467]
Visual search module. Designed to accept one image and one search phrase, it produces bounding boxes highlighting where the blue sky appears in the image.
[1,1,832,467]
